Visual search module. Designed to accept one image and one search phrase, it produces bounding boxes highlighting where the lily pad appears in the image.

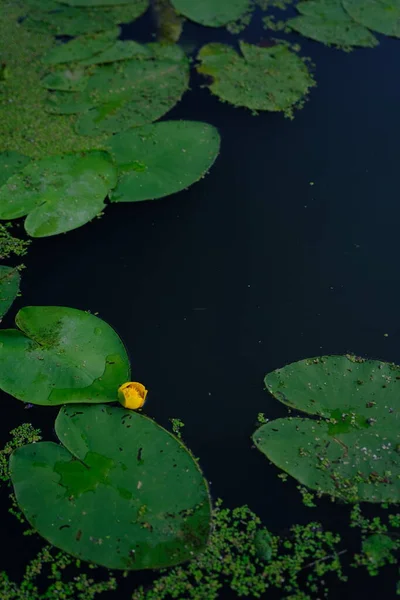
[253,355,400,503]
[41,69,89,92]
[60,0,135,5]
[343,0,400,38]
[0,151,117,237]
[41,28,120,65]
[46,43,189,136]
[0,266,20,319]
[0,152,31,187]
[197,42,315,117]
[0,306,130,405]
[105,121,221,203]
[10,404,211,569]
[170,0,250,27]
[79,40,152,65]
[288,0,378,49]
[24,7,116,35]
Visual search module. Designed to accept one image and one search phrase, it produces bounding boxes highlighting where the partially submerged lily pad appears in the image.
[10,404,211,569]
[343,0,400,38]
[0,152,31,187]
[41,28,119,65]
[0,266,20,319]
[41,68,89,92]
[24,7,116,35]
[0,306,130,405]
[288,0,378,49]
[79,40,151,65]
[197,42,315,117]
[105,120,221,203]
[0,151,117,237]
[170,0,250,27]
[46,43,189,136]
[253,355,400,502]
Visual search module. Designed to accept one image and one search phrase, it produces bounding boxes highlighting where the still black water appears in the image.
[1,7,400,599]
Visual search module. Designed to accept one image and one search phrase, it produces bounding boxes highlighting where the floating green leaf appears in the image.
[170,0,250,27]
[0,306,130,405]
[288,0,378,49]
[0,266,20,319]
[41,28,119,65]
[79,40,151,65]
[24,7,116,35]
[0,151,117,237]
[105,121,221,203]
[60,0,135,5]
[46,43,189,136]
[24,1,150,34]
[0,152,31,187]
[10,404,211,569]
[41,68,89,92]
[197,42,315,117]
[343,0,400,38]
[253,355,400,503]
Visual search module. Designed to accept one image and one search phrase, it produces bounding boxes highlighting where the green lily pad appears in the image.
[60,0,135,5]
[47,43,189,136]
[79,40,152,65]
[288,0,378,49]
[197,42,315,117]
[24,7,116,35]
[170,0,250,27]
[105,121,221,203]
[0,152,31,187]
[343,0,400,38]
[41,69,89,91]
[0,151,117,237]
[0,266,20,319]
[10,404,211,569]
[0,306,130,405]
[42,28,120,65]
[253,355,400,503]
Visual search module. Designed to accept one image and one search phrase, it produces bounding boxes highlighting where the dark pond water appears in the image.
[1,6,400,599]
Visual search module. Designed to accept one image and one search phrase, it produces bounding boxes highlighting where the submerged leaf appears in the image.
[0,151,117,237]
[170,0,250,27]
[343,0,400,38]
[10,404,211,569]
[0,266,20,319]
[41,28,120,65]
[106,120,221,203]
[288,0,378,49]
[253,355,400,502]
[197,42,315,116]
[0,306,130,405]
[0,152,31,187]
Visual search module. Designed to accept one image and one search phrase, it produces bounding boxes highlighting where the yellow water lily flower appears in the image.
[118,382,148,410]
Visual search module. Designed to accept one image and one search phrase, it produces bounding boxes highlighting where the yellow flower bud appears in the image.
[118,382,148,410]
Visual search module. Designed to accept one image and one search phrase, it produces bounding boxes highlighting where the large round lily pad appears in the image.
[105,121,221,203]
[10,404,211,570]
[46,44,189,136]
[170,0,250,27]
[0,152,31,187]
[288,0,378,49]
[253,355,400,503]
[0,151,117,237]
[0,266,20,319]
[0,306,130,405]
[343,0,400,38]
[197,42,315,117]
